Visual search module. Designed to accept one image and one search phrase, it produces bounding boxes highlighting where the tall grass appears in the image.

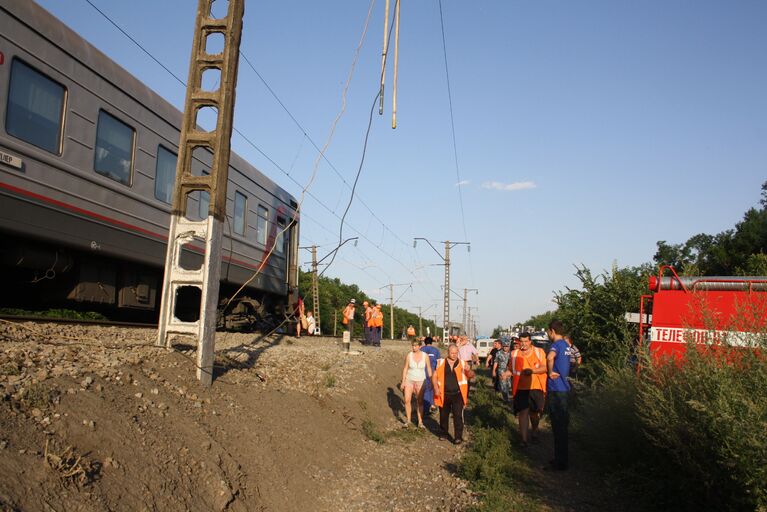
[576,336,767,511]
[460,374,545,511]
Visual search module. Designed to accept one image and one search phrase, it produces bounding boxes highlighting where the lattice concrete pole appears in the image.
[462,288,468,336]
[389,283,395,340]
[156,0,244,386]
[443,241,450,343]
[311,246,320,333]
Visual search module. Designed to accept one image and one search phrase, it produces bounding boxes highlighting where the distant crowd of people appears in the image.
[294,296,432,349]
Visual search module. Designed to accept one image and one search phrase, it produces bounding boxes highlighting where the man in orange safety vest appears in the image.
[432,344,470,444]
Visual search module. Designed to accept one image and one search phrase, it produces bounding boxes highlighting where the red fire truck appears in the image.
[639,266,767,360]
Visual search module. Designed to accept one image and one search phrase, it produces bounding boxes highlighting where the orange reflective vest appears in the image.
[342,305,355,325]
[406,326,416,337]
[509,347,547,396]
[371,308,383,328]
[365,306,373,325]
[433,358,469,407]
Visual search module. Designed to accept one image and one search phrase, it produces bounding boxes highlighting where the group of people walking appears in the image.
[399,321,578,471]
[486,321,579,470]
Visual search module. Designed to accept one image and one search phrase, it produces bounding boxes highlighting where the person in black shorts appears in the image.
[503,332,547,446]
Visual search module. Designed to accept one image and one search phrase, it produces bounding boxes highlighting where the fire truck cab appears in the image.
[640,266,767,360]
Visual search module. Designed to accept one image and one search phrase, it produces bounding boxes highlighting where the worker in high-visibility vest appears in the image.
[363,301,373,345]
[406,325,416,341]
[502,331,547,447]
[432,343,471,444]
[370,304,383,347]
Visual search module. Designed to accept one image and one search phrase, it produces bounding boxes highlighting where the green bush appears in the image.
[577,339,767,511]
[636,342,767,510]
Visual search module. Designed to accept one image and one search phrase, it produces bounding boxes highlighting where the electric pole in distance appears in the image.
[462,288,478,336]
[380,282,411,340]
[413,238,470,343]
[300,237,357,335]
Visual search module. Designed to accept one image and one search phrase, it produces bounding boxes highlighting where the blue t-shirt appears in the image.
[547,339,571,392]
[420,346,441,375]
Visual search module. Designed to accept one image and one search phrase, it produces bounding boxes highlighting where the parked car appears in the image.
[476,338,496,359]
[531,331,551,352]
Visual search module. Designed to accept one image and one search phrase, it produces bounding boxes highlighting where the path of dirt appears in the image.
[0,322,477,511]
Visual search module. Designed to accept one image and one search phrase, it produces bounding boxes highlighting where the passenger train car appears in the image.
[0,1,300,326]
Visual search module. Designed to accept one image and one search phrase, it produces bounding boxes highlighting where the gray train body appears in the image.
[0,1,300,324]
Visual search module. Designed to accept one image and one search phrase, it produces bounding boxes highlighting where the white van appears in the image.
[476,338,496,359]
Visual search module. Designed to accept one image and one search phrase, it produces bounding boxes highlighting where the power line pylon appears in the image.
[156,0,245,386]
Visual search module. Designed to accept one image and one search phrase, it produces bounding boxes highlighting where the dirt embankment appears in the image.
[0,323,476,511]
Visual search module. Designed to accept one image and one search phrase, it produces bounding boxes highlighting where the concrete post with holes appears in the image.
[156,0,244,386]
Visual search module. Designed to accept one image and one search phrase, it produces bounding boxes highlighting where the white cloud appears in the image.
[455,180,471,187]
[481,180,537,192]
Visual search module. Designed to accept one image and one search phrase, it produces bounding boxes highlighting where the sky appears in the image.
[34,0,767,334]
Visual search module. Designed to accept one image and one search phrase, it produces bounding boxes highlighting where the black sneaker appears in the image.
[453,438,463,445]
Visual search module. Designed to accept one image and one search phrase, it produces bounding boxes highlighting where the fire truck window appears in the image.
[6,59,66,155]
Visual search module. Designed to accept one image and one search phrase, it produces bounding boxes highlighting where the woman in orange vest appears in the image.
[432,344,470,444]
[502,332,547,446]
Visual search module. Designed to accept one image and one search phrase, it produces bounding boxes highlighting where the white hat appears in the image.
[350,299,356,304]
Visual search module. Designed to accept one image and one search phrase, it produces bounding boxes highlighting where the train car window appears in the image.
[154,146,177,203]
[234,191,246,235]
[199,190,210,219]
[94,110,134,185]
[274,216,286,254]
[256,206,268,245]
[5,59,66,155]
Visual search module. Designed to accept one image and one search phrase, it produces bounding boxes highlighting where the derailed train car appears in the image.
[0,1,300,326]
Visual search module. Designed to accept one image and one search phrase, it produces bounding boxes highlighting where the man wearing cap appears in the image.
[485,339,502,391]
[493,339,512,402]
[342,299,356,340]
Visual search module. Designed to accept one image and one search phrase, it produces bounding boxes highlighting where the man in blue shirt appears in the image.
[546,320,571,470]
[420,337,441,415]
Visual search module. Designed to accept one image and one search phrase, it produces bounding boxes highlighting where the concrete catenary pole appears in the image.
[443,241,450,342]
[310,245,320,333]
[156,0,244,386]
[462,288,478,336]
[389,283,395,340]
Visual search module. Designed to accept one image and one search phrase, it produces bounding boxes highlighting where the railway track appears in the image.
[0,314,157,329]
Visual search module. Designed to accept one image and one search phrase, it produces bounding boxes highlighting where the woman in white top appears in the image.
[305,311,316,335]
[400,340,433,428]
